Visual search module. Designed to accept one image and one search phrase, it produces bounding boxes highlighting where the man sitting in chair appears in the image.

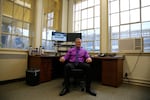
[59,38,96,96]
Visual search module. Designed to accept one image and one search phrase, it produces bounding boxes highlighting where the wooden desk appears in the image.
[93,56,124,87]
[28,56,61,83]
[28,55,124,87]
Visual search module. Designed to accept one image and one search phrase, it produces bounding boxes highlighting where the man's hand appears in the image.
[59,56,65,63]
[86,57,92,63]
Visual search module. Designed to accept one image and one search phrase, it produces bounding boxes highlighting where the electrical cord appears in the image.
[124,52,142,84]
[130,52,142,74]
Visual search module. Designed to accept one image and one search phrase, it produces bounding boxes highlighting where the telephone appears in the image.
[98,53,105,57]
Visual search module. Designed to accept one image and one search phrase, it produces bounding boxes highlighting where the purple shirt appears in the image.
[64,46,90,63]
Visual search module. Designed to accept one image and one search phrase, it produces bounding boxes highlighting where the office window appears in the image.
[72,0,100,52]
[0,0,33,49]
[42,0,61,50]
[109,0,150,52]
[42,12,55,50]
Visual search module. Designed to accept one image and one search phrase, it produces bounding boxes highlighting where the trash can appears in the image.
[26,69,40,86]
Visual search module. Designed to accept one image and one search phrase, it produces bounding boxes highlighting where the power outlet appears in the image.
[125,73,128,79]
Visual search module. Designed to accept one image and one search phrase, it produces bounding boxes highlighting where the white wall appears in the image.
[100,0,108,53]
[61,0,68,33]
[123,55,150,86]
[0,50,28,81]
[33,0,43,48]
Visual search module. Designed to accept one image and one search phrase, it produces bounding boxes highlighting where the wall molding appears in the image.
[123,78,150,87]
[0,78,25,85]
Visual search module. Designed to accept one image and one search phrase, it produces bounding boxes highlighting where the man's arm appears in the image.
[86,57,92,63]
[59,49,71,63]
[84,50,92,63]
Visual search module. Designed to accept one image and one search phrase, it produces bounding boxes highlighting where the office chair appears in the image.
[61,66,86,91]
[60,59,91,92]
[70,68,86,91]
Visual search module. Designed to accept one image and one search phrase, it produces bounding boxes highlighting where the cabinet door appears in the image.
[40,58,52,82]
[40,62,52,82]
[102,60,117,86]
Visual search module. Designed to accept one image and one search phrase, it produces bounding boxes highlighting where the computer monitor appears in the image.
[67,33,82,42]
[52,32,67,41]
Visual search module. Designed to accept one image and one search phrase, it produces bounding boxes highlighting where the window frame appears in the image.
[0,0,32,50]
[108,0,150,53]
[72,0,100,52]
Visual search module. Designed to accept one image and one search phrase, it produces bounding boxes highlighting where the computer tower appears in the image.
[26,69,40,86]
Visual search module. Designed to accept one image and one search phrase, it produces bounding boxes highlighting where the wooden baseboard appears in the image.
[0,78,25,85]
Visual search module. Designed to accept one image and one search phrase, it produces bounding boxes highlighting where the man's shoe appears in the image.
[59,88,69,96]
[86,89,96,96]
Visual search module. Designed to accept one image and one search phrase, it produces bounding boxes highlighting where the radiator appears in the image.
[0,53,28,81]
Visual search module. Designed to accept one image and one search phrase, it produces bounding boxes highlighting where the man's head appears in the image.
[75,38,82,48]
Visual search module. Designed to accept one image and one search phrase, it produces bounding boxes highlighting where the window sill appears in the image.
[0,48,28,53]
